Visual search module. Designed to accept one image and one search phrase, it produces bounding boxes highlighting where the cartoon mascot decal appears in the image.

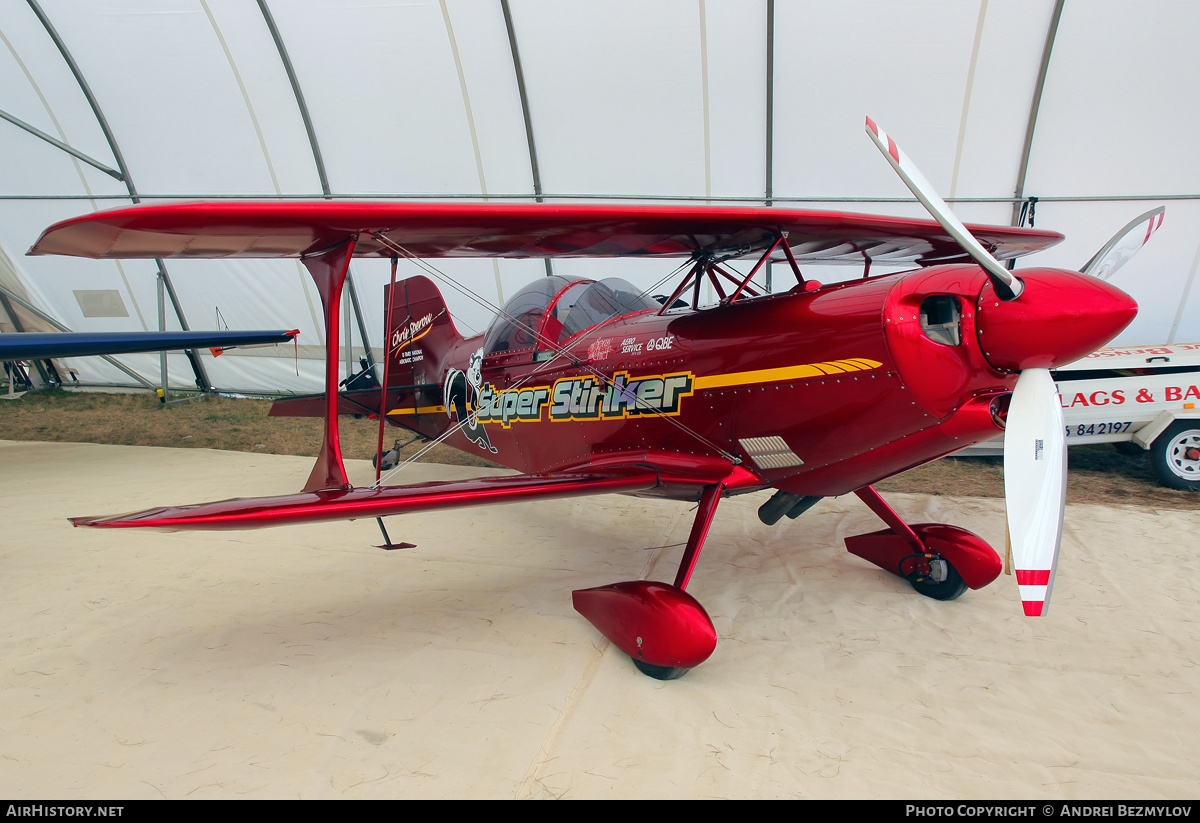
[444,347,497,453]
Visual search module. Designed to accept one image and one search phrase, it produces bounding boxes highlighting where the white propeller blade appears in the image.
[865,118,1073,618]
[864,116,1023,299]
[1002,368,1067,616]
[1080,206,1165,280]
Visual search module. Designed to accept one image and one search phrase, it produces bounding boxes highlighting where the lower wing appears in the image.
[69,467,661,531]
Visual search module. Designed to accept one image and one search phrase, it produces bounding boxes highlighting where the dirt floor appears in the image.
[1,388,1195,510]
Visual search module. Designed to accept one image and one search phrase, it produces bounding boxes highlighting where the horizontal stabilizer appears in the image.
[270,388,382,418]
[0,329,297,361]
[268,385,440,419]
[69,468,660,531]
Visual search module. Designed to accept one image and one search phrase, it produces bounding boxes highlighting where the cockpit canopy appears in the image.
[482,275,659,356]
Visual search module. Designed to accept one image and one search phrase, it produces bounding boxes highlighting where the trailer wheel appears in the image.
[1151,422,1200,490]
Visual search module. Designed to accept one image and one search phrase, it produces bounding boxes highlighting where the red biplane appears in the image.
[29,120,1147,679]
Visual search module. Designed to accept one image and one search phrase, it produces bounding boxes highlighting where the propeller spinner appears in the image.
[865,116,1140,616]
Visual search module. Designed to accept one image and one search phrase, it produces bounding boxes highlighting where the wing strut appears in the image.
[301,236,358,493]
[656,234,805,312]
[375,255,399,485]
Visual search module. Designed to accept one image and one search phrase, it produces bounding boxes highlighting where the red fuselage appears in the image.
[405,264,1135,500]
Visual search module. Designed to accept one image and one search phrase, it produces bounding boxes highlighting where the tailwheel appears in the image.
[904,555,968,601]
[372,449,399,471]
[632,659,690,681]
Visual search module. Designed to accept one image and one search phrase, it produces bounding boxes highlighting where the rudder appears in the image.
[383,274,461,389]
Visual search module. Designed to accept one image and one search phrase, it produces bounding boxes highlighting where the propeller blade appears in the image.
[1002,368,1067,616]
[865,116,1023,299]
[1080,206,1165,280]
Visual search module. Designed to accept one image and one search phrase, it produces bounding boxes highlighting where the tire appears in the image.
[632,658,690,680]
[372,450,399,472]
[1151,422,1200,491]
[908,559,968,601]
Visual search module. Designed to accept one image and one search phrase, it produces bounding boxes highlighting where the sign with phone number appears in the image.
[1065,422,1132,437]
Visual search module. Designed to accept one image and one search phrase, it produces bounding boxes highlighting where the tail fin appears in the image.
[383,274,461,388]
[270,275,461,426]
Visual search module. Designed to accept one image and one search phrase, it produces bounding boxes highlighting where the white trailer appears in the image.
[965,343,1200,490]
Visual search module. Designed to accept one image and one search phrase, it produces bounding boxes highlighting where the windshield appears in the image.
[483,276,658,355]
[559,279,658,340]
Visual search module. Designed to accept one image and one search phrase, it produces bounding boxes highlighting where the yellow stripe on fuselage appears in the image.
[692,358,881,391]
[387,405,446,416]
[382,359,879,420]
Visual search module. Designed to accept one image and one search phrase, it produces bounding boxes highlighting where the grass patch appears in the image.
[0,389,493,468]
[2,389,1194,509]
[875,445,1198,509]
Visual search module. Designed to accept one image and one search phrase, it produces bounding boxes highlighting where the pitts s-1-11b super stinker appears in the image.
[30,120,1153,679]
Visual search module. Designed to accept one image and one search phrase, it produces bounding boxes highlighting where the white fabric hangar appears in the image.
[1,0,1197,394]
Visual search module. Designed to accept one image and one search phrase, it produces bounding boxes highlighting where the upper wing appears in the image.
[29,201,1063,266]
[69,467,661,531]
[0,329,296,361]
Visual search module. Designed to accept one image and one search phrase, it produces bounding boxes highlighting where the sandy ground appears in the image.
[1,440,1197,799]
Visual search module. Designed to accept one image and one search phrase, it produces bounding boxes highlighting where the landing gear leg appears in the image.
[844,485,1001,598]
[572,484,723,680]
[633,483,723,680]
[673,482,723,591]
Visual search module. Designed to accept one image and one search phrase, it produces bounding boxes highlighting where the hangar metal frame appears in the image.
[2,0,1199,396]
[25,0,212,392]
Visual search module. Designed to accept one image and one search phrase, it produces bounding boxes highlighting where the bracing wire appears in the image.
[368,233,743,469]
